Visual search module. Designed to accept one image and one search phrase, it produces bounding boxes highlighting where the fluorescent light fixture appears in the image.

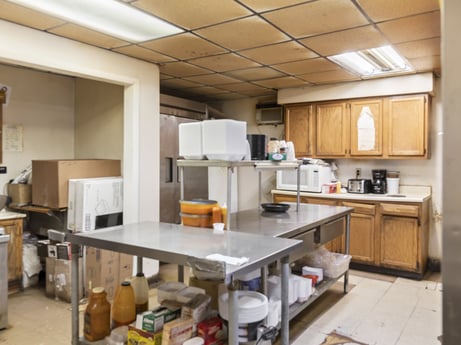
[7,0,183,42]
[328,45,413,77]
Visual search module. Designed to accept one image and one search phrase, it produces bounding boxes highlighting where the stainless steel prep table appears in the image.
[67,221,302,345]
[230,203,353,338]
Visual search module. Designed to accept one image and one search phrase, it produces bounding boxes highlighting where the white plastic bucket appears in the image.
[387,178,400,194]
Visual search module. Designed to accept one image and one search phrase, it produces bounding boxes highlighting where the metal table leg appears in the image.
[227,280,239,345]
[280,255,290,345]
[344,213,351,293]
[71,244,80,345]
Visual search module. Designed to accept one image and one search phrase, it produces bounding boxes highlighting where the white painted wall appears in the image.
[0,64,75,190]
[74,78,124,160]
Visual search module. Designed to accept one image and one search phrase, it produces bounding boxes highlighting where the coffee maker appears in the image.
[371,169,387,194]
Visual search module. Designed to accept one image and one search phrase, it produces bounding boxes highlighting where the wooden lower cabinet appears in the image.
[1,218,24,292]
[380,216,419,271]
[273,192,429,278]
[342,201,377,265]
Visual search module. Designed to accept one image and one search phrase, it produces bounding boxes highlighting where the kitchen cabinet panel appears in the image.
[284,93,429,159]
[350,99,383,156]
[272,192,429,278]
[1,218,23,292]
[315,101,349,157]
[387,94,428,157]
[380,216,419,271]
[285,104,313,157]
[343,201,377,265]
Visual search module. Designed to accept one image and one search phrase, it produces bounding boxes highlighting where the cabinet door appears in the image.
[386,94,428,157]
[315,102,349,157]
[285,104,313,157]
[1,219,23,289]
[350,99,383,156]
[343,202,377,264]
[380,216,419,271]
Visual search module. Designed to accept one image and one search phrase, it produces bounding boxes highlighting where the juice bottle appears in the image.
[84,287,111,341]
[112,281,136,328]
[131,272,149,315]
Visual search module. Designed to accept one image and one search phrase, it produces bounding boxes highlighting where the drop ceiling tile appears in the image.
[300,25,389,56]
[195,16,289,51]
[141,33,227,60]
[299,69,360,84]
[48,24,128,49]
[262,0,369,38]
[185,86,233,96]
[160,62,212,77]
[189,53,260,72]
[160,78,203,89]
[239,0,310,12]
[211,93,251,101]
[273,57,339,75]
[356,0,440,22]
[114,45,176,63]
[0,1,65,30]
[184,74,241,85]
[160,73,175,80]
[216,82,272,93]
[239,41,318,65]
[254,76,310,89]
[395,38,441,59]
[133,0,251,30]
[378,12,441,44]
[225,67,287,81]
[408,55,441,73]
[239,89,277,97]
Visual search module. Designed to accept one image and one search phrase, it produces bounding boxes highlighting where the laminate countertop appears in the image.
[272,185,431,203]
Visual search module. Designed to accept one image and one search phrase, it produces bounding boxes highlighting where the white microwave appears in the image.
[276,164,332,193]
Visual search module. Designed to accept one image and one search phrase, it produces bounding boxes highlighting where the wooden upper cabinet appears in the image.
[386,94,428,157]
[284,104,313,157]
[315,101,349,157]
[349,99,383,156]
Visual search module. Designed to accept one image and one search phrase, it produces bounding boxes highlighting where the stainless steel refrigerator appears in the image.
[159,114,208,224]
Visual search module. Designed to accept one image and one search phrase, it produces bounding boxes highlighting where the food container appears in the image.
[323,254,352,278]
[179,200,218,215]
[202,119,247,161]
[180,213,213,228]
[179,122,204,160]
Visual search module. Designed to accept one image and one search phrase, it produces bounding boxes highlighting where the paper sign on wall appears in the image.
[3,124,23,152]
[357,106,375,151]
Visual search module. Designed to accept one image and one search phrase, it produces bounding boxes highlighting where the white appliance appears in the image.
[67,177,123,232]
[276,164,332,193]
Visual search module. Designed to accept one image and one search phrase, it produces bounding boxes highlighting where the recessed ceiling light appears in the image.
[328,45,413,78]
[7,0,183,42]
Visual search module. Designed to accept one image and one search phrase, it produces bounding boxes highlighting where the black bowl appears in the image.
[260,202,290,213]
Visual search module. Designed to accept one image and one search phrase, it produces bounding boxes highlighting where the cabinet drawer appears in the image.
[381,203,419,217]
[316,217,345,245]
[342,202,376,215]
[289,229,316,261]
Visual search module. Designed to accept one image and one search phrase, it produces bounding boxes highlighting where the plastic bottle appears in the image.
[112,281,136,329]
[131,272,149,315]
[221,203,228,229]
[84,287,111,341]
[336,181,342,194]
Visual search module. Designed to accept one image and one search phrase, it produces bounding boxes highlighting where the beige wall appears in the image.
[74,78,123,160]
[0,64,75,189]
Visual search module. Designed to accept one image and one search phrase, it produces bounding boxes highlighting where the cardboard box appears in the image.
[7,183,32,206]
[188,277,225,310]
[128,325,162,345]
[85,247,133,300]
[67,177,123,232]
[161,317,193,345]
[32,159,121,209]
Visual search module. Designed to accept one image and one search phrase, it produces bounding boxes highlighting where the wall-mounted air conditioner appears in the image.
[255,104,283,125]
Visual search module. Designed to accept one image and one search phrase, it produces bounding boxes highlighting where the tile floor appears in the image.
[0,268,442,345]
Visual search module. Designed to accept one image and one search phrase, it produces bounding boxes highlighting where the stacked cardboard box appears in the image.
[85,247,133,300]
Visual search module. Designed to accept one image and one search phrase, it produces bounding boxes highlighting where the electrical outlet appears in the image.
[355,168,361,178]
[0,166,6,174]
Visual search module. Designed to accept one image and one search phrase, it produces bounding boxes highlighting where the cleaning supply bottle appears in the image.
[112,281,136,328]
[131,272,149,315]
[84,287,111,341]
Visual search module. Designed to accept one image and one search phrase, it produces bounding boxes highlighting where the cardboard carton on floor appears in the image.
[32,159,121,209]
[46,257,83,302]
[85,247,133,300]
